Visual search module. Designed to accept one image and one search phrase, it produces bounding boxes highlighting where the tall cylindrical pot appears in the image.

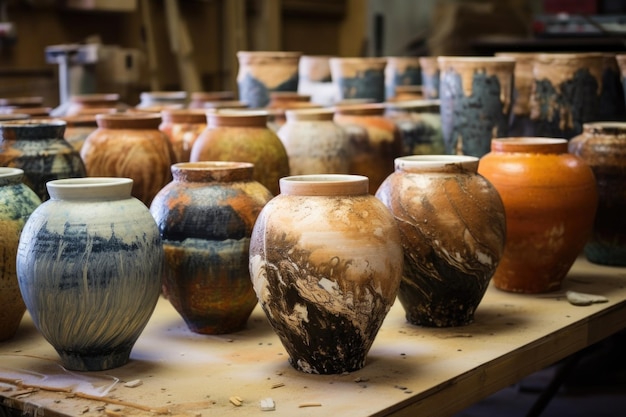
[329,57,387,103]
[419,56,440,99]
[495,52,537,137]
[384,56,421,101]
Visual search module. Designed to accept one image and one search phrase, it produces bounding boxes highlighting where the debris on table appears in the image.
[566,291,609,306]
[299,402,322,408]
[229,396,243,406]
[260,397,276,411]
[124,379,143,388]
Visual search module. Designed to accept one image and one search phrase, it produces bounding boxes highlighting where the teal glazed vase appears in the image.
[330,57,387,103]
[0,168,41,341]
[570,123,626,266]
[529,53,604,139]
[150,161,273,334]
[375,156,506,327]
[16,177,163,371]
[438,56,515,157]
[384,56,421,101]
[236,51,301,108]
[0,119,86,201]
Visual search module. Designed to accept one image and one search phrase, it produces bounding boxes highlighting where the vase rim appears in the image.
[140,91,187,99]
[491,137,568,152]
[396,155,478,166]
[203,100,248,109]
[333,102,385,115]
[583,121,626,130]
[46,177,133,200]
[285,107,335,120]
[70,93,120,103]
[173,161,254,171]
[0,167,24,178]
[0,118,66,128]
[279,174,369,196]
[237,50,302,57]
[437,56,516,64]
[385,99,440,109]
[0,113,30,121]
[329,57,387,63]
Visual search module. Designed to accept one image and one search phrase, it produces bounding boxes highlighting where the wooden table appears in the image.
[1,257,625,417]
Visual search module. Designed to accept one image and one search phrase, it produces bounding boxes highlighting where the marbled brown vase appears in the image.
[384,56,421,101]
[375,155,505,327]
[330,57,387,103]
[249,174,403,374]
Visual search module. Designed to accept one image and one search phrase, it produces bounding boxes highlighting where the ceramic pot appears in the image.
[277,108,350,175]
[495,52,537,137]
[384,56,421,101]
[0,168,41,341]
[529,53,604,139]
[249,174,403,374]
[266,92,318,132]
[419,56,440,99]
[438,56,515,157]
[0,114,29,122]
[189,111,289,196]
[333,103,403,193]
[236,51,302,108]
[570,123,626,266]
[384,99,444,156]
[598,53,626,122]
[150,162,273,334]
[188,91,235,109]
[478,138,598,293]
[616,54,626,111]
[298,55,336,106]
[392,85,423,101]
[80,113,174,206]
[64,93,123,117]
[136,91,188,111]
[0,96,44,109]
[0,119,86,201]
[159,109,208,163]
[329,57,387,103]
[203,100,249,111]
[375,155,505,327]
[1,107,51,118]
[62,115,100,152]
[16,177,163,371]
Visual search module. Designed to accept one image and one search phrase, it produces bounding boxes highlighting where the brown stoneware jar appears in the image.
[159,109,208,163]
[65,93,123,117]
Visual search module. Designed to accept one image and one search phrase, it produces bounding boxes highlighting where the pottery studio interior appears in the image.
[2,0,626,417]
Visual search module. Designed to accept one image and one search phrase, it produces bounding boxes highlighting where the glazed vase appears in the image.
[438,56,515,157]
[236,51,302,108]
[375,155,506,327]
[529,53,604,139]
[249,174,403,374]
[266,92,318,132]
[333,103,403,193]
[419,56,440,99]
[0,168,41,341]
[188,91,235,109]
[384,56,421,101]
[277,108,350,175]
[80,113,174,206]
[189,111,289,196]
[62,115,100,152]
[150,162,273,334]
[495,52,537,137]
[16,177,163,371]
[598,53,626,122]
[0,119,86,201]
[0,96,44,109]
[616,54,626,111]
[384,99,444,156]
[570,123,626,266]
[298,55,336,106]
[329,57,387,103]
[64,93,123,117]
[136,91,187,111]
[478,138,598,293]
[159,109,208,163]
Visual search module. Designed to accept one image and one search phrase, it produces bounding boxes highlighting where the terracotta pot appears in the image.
[384,99,444,156]
[333,103,403,193]
[188,91,236,109]
[249,174,403,374]
[150,161,273,334]
[65,93,123,117]
[419,56,440,99]
[438,56,515,157]
[329,57,387,103]
[62,115,99,152]
[376,155,505,326]
[478,138,598,293]
[570,122,626,266]
[298,55,336,106]
[189,111,289,196]
[384,56,421,101]
[80,113,174,206]
[495,52,537,137]
[202,100,249,111]
[159,109,208,163]
[0,167,41,341]
[266,92,319,132]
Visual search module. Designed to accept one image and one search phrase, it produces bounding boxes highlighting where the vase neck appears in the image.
[96,113,162,130]
[172,162,254,183]
[279,174,369,196]
[208,112,268,128]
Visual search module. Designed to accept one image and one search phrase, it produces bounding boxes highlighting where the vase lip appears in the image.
[285,107,335,120]
[70,93,120,103]
[535,52,605,60]
[437,56,516,64]
[0,113,30,121]
[329,57,387,63]
[140,90,187,100]
[173,161,254,171]
[160,108,209,123]
[396,155,479,167]
[583,121,626,130]
[203,100,248,109]
[0,118,66,128]
[279,174,369,196]
[0,167,24,179]
[46,177,133,200]
[491,137,568,152]
[333,102,385,115]
[237,50,302,57]
[385,99,440,110]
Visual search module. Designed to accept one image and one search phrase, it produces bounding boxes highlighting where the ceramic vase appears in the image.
[598,53,626,122]
[478,138,598,293]
[236,51,302,108]
[80,113,174,206]
[64,93,123,117]
[188,91,235,109]
[16,177,163,371]
[570,123,626,266]
[150,162,273,334]
[0,168,41,341]
[616,54,626,111]
[0,96,44,109]
[62,115,100,152]
[329,58,387,103]
[266,92,318,132]
[384,99,444,156]
[189,111,289,196]
[419,56,440,99]
[0,119,86,201]
[495,52,536,136]
[249,174,403,374]
[333,103,403,193]
[136,91,187,111]
[159,109,208,163]
[438,56,515,157]
[375,155,505,327]
[384,56,421,101]
[277,108,350,175]
[298,55,336,106]
[529,53,604,139]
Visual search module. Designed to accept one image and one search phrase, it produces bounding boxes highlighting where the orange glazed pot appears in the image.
[478,138,598,293]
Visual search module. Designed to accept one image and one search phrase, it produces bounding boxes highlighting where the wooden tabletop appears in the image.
[1,256,625,417]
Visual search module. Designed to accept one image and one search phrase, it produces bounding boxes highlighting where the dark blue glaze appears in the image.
[421,71,440,99]
[336,69,385,102]
[238,73,299,108]
[386,66,421,100]
[598,66,626,122]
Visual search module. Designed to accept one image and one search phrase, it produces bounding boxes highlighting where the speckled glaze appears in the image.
[236,51,301,108]
[0,168,41,341]
[384,56,421,101]
[16,177,163,371]
[329,58,387,103]
[333,103,403,193]
[529,53,604,139]
[80,113,174,206]
[277,108,350,175]
[375,156,505,327]
[419,56,440,99]
[438,56,515,157]
[478,138,598,293]
[189,111,289,196]
[495,52,537,137]
[0,119,86,201]
[249,175,403,374]
[384,99,444,156]
[159,109,208,163]
[570,123,626,266]
[150,162,272,334]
